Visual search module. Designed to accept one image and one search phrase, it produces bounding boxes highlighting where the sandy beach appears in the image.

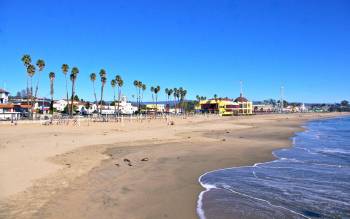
[0,112,348,219]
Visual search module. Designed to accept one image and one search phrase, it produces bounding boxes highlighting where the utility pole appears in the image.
[280,86,284,113]
[240,81,243,96]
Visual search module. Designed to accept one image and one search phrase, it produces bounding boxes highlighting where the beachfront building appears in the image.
[146,103,165,113]
[233,94,253,115]
[253,103,274,113]
[0,88,9,104]
[197,98,238,116]
[0,103,21,120]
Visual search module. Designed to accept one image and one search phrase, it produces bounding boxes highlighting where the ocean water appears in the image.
[197,116,350,219]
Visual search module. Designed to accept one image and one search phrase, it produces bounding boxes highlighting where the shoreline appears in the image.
[0,113,348,219]
[196,114,350,219]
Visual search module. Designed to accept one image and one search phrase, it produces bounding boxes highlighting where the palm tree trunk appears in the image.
[117,87,121,116]
[50,80,54,115]
[155,94,158,115]
[34,71,41,99]
[26,76,29,118]
[30,77,34,119]
[100,85,104,115]
[113,88,116,116]
[93,81,97,112]
[65,75,69,115]
[70,80,75,117]
[138,88,141,114]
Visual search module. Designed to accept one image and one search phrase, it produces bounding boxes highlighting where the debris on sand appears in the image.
[222,138,226,141]
[123,158,131,163]
[141,158,149,161]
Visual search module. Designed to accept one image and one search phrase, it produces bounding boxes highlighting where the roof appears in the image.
[0,88,9,94]
[234,93,249,102]
[0,104,14,109]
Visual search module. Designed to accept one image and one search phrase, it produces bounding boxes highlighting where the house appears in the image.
[233,94,253,115]
[0,103,21,120]
[197,98,238,116]
[0,88,9,104]
[146,103,165,113]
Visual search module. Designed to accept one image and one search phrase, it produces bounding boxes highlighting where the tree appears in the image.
[150,86,155,104]
[165,88,173,113]
[341,100,349,107]
[49,72,55,114]
[99,69,107,115]
[213,94,218,101]
[27,64,36,117]
[90,73,98,111]
[133,80,143,113]
[141,83,146,104]
[70,67,79,116]
[111,79,117,114]
[61,64,70,114]
[116,75,123,116]
[173,88,178,114]
[21,54,32,116]
[34,59,45,99]
[154,86,160,114]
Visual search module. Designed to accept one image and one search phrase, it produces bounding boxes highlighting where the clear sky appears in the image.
[0,0,349,103]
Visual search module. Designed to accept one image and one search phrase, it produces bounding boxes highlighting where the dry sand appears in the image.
[0,112,347,219]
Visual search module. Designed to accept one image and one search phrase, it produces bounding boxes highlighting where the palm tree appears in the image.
[49,72,55,115]
[21,54,32,114]
[141,83,146,104]
[150,86,155,104]
[180,89,187,113]
[21,54,32,67]
[165,88,173,113]
[116,75,123,116]
[61,64,70,114]
[89,73,98,112]
[27,64,36,117]
[165,88,169,106]
[154,86,160,114]
[34,59,45,99]
[173,88,178,114]
[133,80,142,113]
[70,67,79,116]
[99,69,107,115]
[111,79,117,115]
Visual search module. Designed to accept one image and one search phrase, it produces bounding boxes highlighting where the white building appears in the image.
[53,96,137,115]
[0,88,9,104]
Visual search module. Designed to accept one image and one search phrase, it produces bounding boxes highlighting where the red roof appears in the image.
[234,94,249,102]
[0,104,14,109]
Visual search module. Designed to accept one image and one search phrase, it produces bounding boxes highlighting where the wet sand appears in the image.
[0,113,347,219]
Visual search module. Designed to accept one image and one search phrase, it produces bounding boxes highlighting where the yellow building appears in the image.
[197,98,238,116]
[233,94,253,115]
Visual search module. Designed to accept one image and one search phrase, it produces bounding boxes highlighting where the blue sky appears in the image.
[0,0,349,103]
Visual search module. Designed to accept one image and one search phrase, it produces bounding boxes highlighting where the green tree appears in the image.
[90,73,98,110]
[116,75,124,116]
[61,64,70,114]
[141,83,146,104]
[21,54,32,115]
[154,85,160,114]
[70,67,79,116]
[111,79,117,114]
[49,72,55,114]
[99,69,107,115]
[34,59,45,99]
[341,100,349,107]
